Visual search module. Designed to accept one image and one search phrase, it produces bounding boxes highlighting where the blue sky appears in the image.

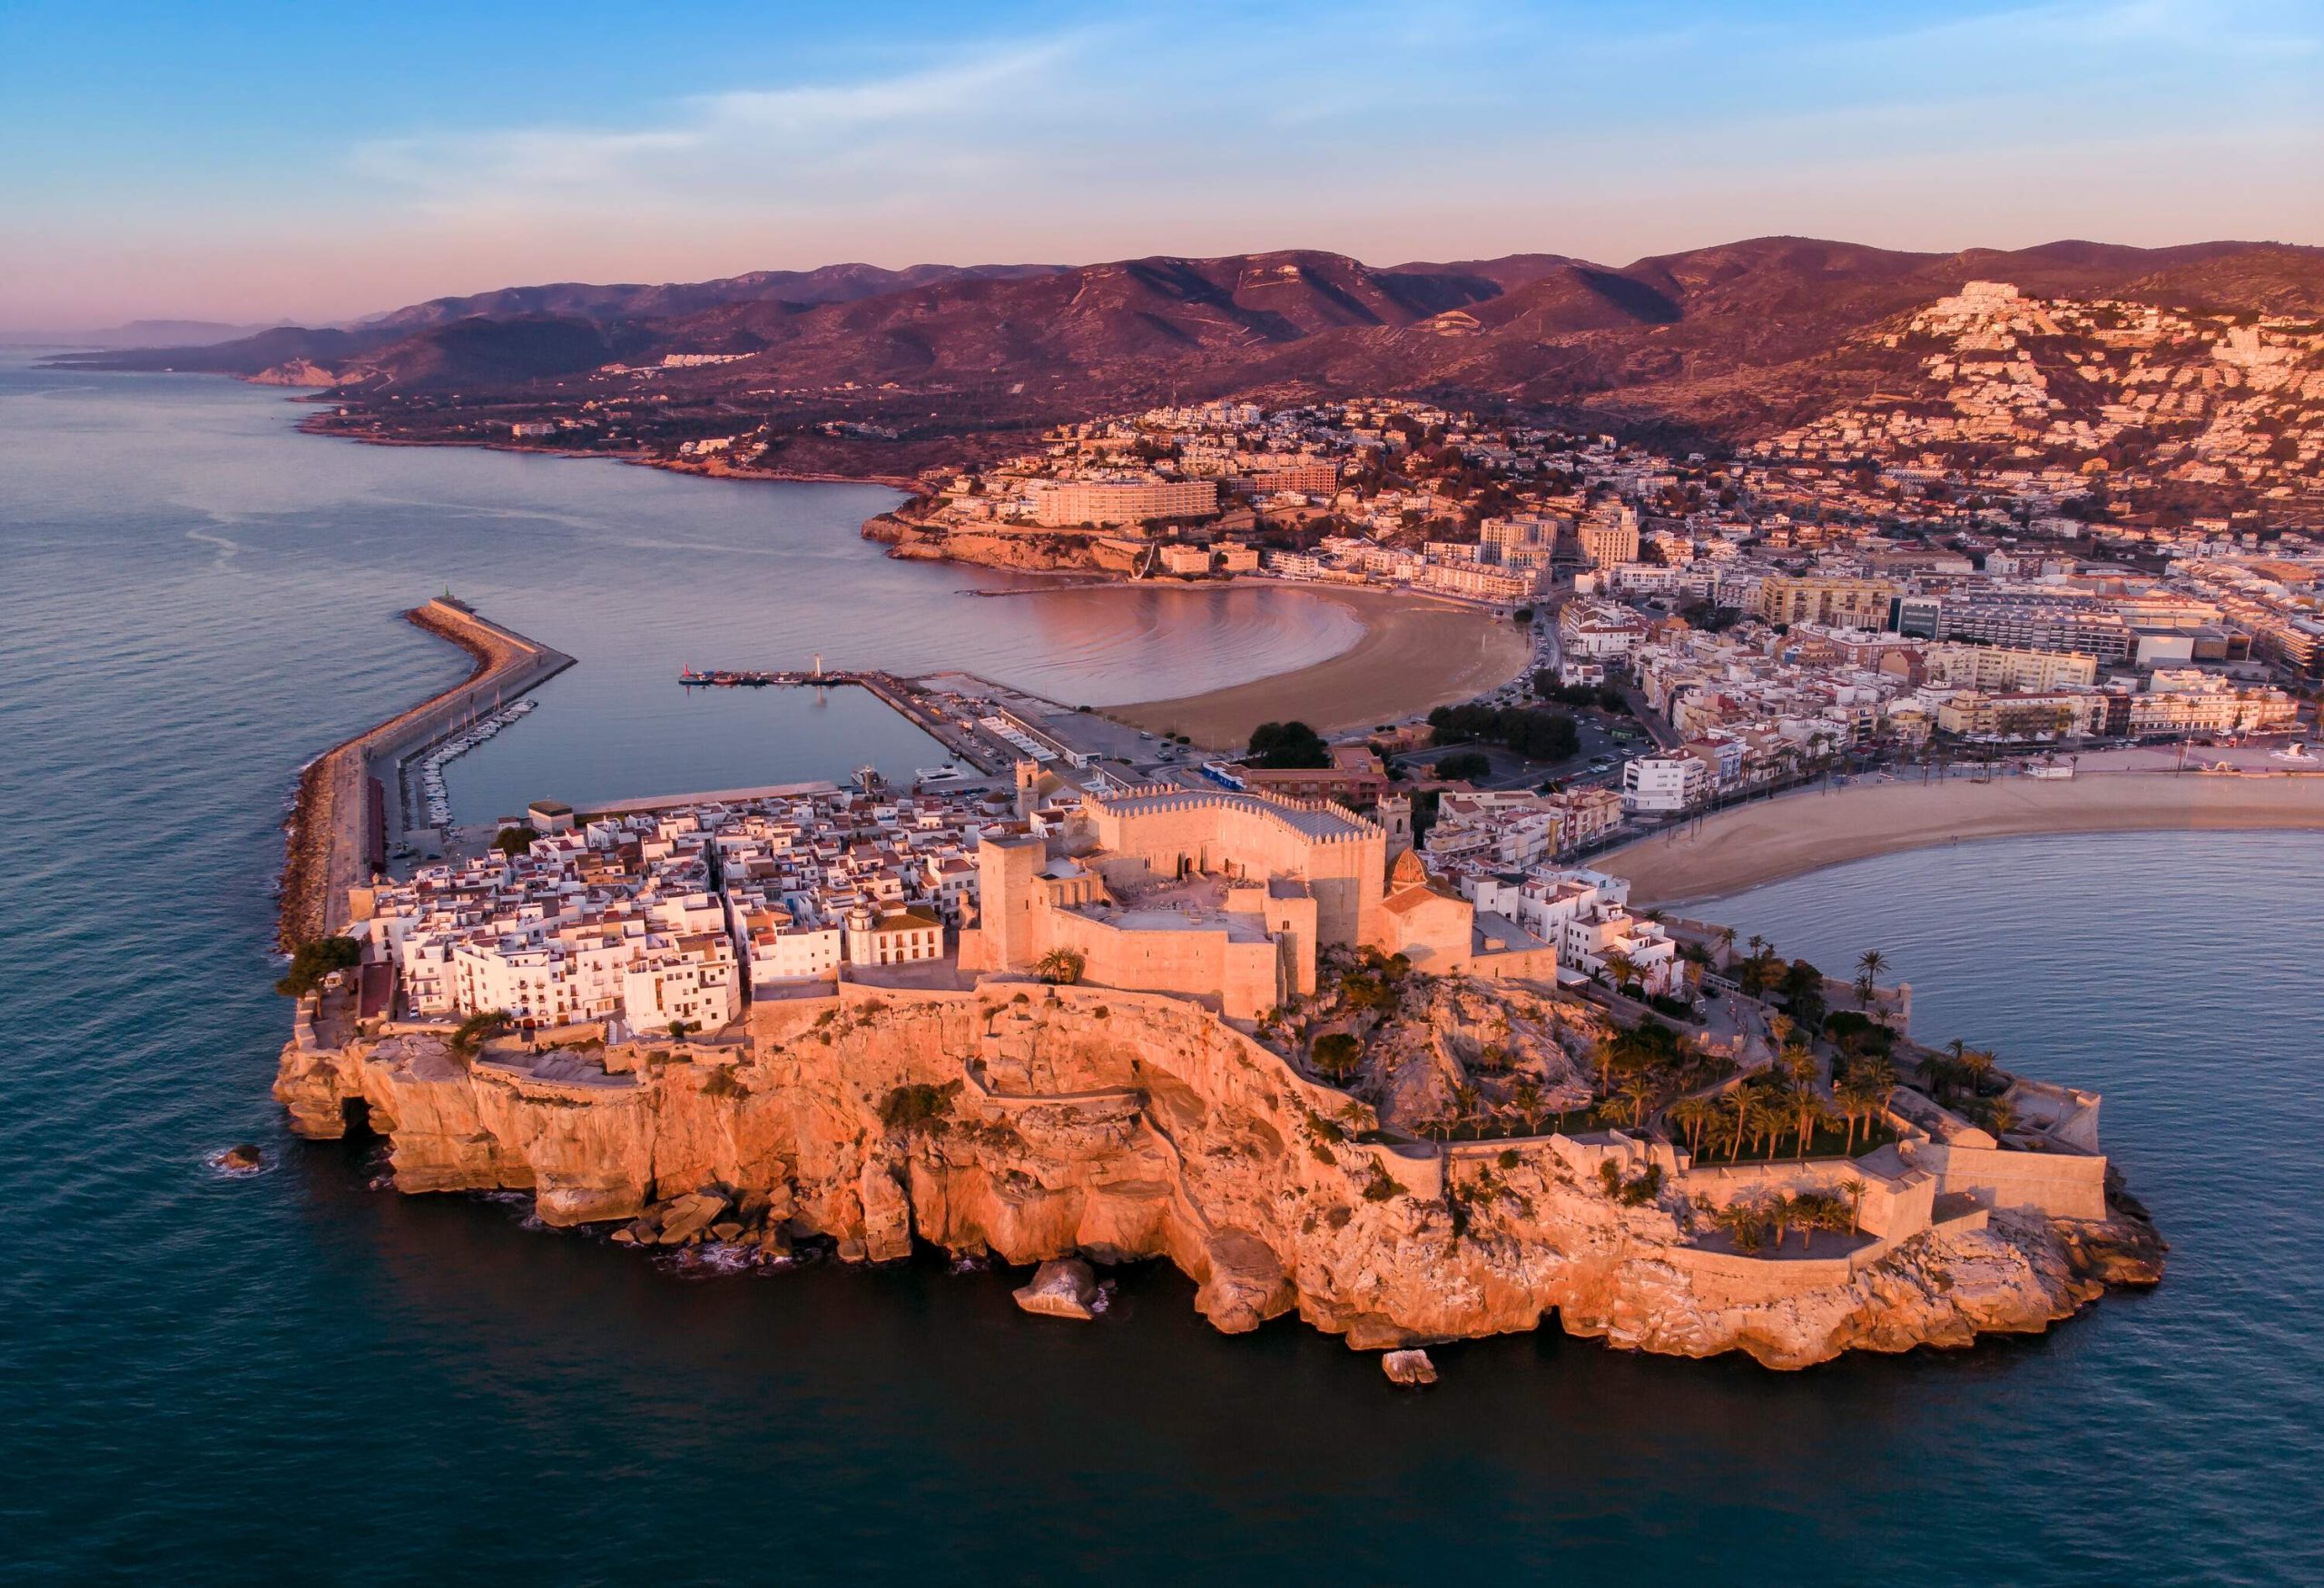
[1,0,2317,328]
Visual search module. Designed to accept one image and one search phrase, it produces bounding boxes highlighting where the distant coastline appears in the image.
[1602,771,2324,906]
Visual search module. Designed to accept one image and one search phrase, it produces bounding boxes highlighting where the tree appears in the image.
[492,825,538,857]
[1312,1031,1364,1080]
[1855,948,1887,1005]
[1452,1080,1483,1138]
[1613,1070,1657,1128]
[1980,1095,2019,1139]
[1668,1093,1718,1156]
[1246,720,1332,769]
[1433,749,1492,783]
[1603,950,1639,993]
[1833,1065,1891,1155]
[275,934,363,998]
[1511,1075,1548,1135]
[1959,1046,1999,1096]
[1034,948,1086,986]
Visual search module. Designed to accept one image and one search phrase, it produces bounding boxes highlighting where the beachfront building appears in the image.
[1622,755,1710,814]
[2128,672,2300,735]
[1029,478,1219,528]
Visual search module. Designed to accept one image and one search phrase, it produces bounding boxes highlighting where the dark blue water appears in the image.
[5,360,2319,1584]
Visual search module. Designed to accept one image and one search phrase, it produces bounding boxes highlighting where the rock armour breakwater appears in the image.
[277,598,573,951]
[276,981,2160,1369]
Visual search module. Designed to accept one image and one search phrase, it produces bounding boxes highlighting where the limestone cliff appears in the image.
[274,982,2158,1369]
[862,512,1140,574]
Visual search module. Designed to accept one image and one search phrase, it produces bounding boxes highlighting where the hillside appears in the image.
[47,236,2324,464]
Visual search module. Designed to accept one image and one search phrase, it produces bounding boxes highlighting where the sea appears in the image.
[4,357,2319,1584]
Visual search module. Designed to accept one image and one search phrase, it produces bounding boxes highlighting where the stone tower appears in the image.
[976,832,1047,971]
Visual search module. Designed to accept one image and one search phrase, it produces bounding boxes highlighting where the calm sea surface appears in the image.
[4,359,2319,1584]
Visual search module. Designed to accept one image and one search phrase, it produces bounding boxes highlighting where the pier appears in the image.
[679,666,1011,775]
[280,597,575,950]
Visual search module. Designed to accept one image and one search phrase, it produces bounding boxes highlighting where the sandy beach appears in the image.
[1108,586,1532,745]
[1602,770,2324,906]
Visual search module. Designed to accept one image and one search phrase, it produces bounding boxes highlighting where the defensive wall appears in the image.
[1085,784,1386,947]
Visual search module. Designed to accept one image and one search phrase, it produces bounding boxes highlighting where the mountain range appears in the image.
[48,238,2324,446]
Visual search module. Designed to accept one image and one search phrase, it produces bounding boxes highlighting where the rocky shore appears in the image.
[862,509,1143,574]
[276,980,2162,1370]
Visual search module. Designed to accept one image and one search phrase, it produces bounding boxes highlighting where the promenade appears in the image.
[278,597,574,949]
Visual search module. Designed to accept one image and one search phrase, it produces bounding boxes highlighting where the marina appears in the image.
[407,697,538,831]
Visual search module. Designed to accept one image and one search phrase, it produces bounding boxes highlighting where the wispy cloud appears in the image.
[350,35,1090,205]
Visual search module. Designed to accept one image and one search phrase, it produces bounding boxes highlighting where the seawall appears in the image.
[278,598,574,950]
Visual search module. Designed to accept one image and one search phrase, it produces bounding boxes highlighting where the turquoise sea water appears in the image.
[4,360,2319,1583]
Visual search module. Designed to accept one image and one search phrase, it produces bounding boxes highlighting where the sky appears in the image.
[1,0,2318,330]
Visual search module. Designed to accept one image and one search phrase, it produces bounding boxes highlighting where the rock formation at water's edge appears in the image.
[275,982,2161,1369]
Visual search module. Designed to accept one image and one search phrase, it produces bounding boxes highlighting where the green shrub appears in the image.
[1312,1031,1364,1079]
[275,935,362,997]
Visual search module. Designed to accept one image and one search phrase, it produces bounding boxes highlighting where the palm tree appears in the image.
[1511,1075,1548,1135]
[1034,948,1085,986]
[1452,1080,1483,1139]
[1668,1093,1718,1156]
[1716,924,1738,962]
[1613,1070,1657,1128]
[1855,948,1886,1006]
[1723,1088,1755,1160]
[1833,1060,1896,1154]
[1959,1046,1999,1097]
[1840,1176,1868,1235]
[1792,1093,1834,1158]
[1981,1095,2018,1139]
[1603,950,1639,993]
[1590,1035,1618,1093]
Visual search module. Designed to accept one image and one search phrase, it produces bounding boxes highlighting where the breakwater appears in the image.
[277,597,574,950]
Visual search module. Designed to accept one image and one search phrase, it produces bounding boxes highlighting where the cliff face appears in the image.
[862,513,1139,575]
[275,984,2150,1368]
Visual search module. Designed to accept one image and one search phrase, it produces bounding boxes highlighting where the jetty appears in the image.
[679,665,1010,775]
[279,597,574,950]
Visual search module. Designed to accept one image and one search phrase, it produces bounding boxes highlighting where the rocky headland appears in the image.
[275,976,2162,1370]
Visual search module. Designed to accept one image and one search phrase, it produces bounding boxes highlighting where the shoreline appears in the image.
[290,415,926,490]
[1103,584,1533,745]
[1601,770,2324,907]
[284,398,1529,750]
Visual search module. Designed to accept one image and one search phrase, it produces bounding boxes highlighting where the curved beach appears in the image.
[1603,770,2324,906]
[1107,585,1532,745]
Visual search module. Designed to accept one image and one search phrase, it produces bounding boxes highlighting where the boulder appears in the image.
[652,1191,728,1246]
[220,1144,263,1171]
[710,1221,744,1243]
[1382,1348,1437,1386]
[1013,1258,1100,1320]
